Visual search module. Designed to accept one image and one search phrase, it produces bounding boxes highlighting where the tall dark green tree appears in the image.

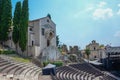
[12,1,21,51]
[19,0,29,52]
[0,0,2,18]
[56,35,59,47]
[1,0,12,45]
[47,13,51,19]
[0,0,3,43]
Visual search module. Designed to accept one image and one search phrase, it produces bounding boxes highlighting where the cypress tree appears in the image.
[47,13,51,19]
[0,0,2,43]
[56,35,59,47]
[1,0,12,44]
[12,1,21,51]
[0,0,2,18]
[19,0,29,52]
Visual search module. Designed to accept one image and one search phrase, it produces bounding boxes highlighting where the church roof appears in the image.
[29,16,56,25]
[106,47,120,53]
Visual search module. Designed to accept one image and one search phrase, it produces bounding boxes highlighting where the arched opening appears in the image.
[32,41,34,46]
[47,40,50,47]
[94,56,96,58]
[49,32,53,38]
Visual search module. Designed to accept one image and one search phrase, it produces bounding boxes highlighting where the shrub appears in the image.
[52,61,63,67]
[0,50,2,54]
[0,50,16,55]
[43,61,63,67]
[43,61,49,67]
[68,54,77,62]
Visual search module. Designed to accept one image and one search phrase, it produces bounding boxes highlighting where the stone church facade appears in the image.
[86,40,100,60]
[5,16,60,61]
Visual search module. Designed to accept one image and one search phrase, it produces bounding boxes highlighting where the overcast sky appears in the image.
[12,0,120,49]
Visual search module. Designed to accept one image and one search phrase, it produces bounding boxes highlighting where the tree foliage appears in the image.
[99,44,104,49]
[68,54,77,62]
[12,1,21,50]
[19,0,29,52]
[47,13,51,19]
[56,35,59,47]
[85,48,91,62]
[0,0,2,42]
[0,0,2,16]
[0,0,12,43]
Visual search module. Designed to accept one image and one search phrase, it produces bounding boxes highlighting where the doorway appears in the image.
[47,40,50,47]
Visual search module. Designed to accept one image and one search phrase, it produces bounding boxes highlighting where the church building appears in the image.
[86,40,100,60]
[6,15,61,61]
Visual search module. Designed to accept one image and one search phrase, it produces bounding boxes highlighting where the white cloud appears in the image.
[117,9,120,15]
[73,6,94,19]
[114,31,120,37]
[117,4,120,16]
[118,4,120,7]
[86,7,94,12]
[93,8,113,20]
[90,1,114,20]
[73,1,115,19]
[98,1,107,7]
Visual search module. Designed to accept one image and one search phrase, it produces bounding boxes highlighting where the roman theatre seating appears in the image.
[52,63,117,80]
[0,55,118,80]
[0,55,41,80]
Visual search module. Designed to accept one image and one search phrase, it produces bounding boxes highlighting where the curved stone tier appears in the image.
[0,55,41,80]
[52,63,117,80]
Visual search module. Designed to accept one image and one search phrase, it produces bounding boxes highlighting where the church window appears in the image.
[94,56,96,58]
[94,47,96,50]
[42,28,45,35]
[49,32,53,37]
[47,19,49,22]
[47,40,50,47]
[32,41,34,46]
[29,28,32,31]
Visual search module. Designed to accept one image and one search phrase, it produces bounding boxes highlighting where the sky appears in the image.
[12,0,120,49]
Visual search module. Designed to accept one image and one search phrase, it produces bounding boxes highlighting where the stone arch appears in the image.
[47,39,50,47]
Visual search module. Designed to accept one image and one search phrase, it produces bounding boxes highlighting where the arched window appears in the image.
[32,41,34,46]
[42,28,45,35]
[47,40,50,47]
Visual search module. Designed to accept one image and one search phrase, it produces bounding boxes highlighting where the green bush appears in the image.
[43,61,50,67]
[52,61,63,67]
[68,54,77,62]
[43,61,63,67]
[0,50,2,54]
[0,50,16,55]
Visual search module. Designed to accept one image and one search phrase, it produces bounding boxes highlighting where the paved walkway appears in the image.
[39,75,52,80]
